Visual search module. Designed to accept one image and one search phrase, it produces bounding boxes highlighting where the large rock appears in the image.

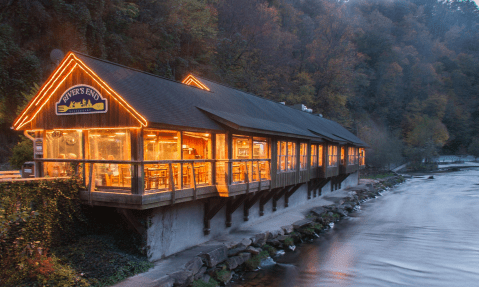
[184,257,203,275]
[227,244,247,257]
[238,252,251,262]
[245,246,261,255]
[337,208,348,217]
[240,238,252,247]
[193,267,207,281]
[292,218,313,230]
[269,228,284,239]
[169,270,193,286]
[251,232,268,247]
[266,238,281,247]
[281,225,294,234]
[154,276,175,287]
[225,256,244,270]
[198,245,228,267]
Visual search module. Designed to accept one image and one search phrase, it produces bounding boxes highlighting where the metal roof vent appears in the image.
[316,113,323,117]
[279,102,286,105]
[292,104,313,113]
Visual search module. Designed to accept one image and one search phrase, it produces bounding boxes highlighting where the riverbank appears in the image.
[115,175,405,287]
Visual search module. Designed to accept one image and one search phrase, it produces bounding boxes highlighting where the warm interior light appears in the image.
[115,132,126,135]
[147,134,156,137]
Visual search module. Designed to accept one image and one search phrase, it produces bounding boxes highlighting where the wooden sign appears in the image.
[56,84,107,115]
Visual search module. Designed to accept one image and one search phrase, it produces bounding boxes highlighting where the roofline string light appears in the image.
[181,74,210,91]
[13,52,148,130]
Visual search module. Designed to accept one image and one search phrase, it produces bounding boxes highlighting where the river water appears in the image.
[231,168,479,287]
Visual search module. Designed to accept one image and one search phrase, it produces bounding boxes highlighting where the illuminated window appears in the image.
[278,141,286,172]
[89,129,131,188]
[340,146,345,165]
[277,140,297,172]
[44,129,82,177]
[328,145,338,167]
[287,142,296,171]
[348,147,358,165]
[253,137,268,159]
[359,148,366,166]
[300,143,308,170]
[311,144,318,167]
[318,145,323,166]
[144,130,180,161]
[183,132,211,159]
[184,132,212,186]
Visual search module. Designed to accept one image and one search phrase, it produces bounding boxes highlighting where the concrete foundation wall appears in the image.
[147,171,359,261]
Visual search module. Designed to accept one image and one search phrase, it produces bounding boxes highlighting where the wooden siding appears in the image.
[28,62,140,130]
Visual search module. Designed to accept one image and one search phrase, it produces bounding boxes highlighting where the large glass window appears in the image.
[216,134,227,185]
[318,145,323,166]
[44,130,82,177]
[311,144,318,167]
[183,132,212,187]
[340,146,345,165]
[277,140,297,172]
[89,129,131,188]
[232,135,250,183]
[278,141,287,171]
[328,145,338,167]
[253,137,269,181]
[288,142,296,171]
[359,148,366,166]
[348,147,358,165]
[144,130,180,160]
[300,143,308,170]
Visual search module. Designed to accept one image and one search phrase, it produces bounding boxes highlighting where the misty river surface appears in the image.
[237,168,479,287]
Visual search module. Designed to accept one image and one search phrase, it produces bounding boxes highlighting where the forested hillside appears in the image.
[0,0,478,167]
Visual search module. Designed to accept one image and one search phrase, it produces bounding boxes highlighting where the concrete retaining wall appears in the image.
[147,171,359,261]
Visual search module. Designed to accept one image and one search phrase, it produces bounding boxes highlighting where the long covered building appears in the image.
[13,52,367,259]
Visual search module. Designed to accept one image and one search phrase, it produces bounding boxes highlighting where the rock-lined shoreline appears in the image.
[153,175,405,287]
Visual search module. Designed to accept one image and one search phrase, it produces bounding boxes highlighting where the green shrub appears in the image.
[8,135,33,169]
[312,223,323,232]
[244,250,269,270]
[263,244,277,257]
[283,236,294,247]
[215,269,231,284]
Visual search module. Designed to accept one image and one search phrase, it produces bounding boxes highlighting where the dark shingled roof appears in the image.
[75,52,367,147]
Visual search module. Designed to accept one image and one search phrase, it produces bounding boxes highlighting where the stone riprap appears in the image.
[115,175,405,287]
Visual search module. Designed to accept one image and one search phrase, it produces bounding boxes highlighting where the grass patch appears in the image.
[283,236,294,247]
[244,250,269,270]
[262,244,277,257]
[312,223,323,232]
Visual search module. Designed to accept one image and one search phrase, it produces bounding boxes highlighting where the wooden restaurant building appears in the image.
[13,52,366,259]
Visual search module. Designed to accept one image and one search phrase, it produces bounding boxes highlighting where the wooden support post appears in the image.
[257,161,262,191]
[245,166,250,194]
[226,195,247,227]
[169,163,175,205]
[284,184,302,207]
[259,188,278,216]
[273,186,291,211]
[317,178,330,196]
[244,191,265,221]
[190,163,197,200]
[307,180,315,200]
[204,198,228,235]
[88,163,94,205]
